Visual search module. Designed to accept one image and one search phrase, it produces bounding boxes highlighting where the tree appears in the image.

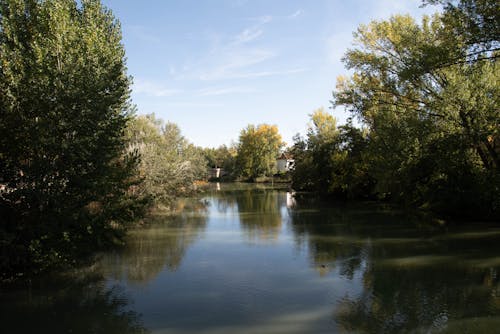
[423,0,499,65]
[0,0,142,278]
[333,13,499,217]
[125,114,207,208]
[305,108,341,192]
[236,124,284,180]
[203,144,237,177]
[291,109,374,198]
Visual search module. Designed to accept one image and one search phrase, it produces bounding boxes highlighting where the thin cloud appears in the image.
[228,67,308,79]
[133,79,181,97]
[232,15,272,45]
[198,86,257,96]
[288,9,303,19]
[199,49,275,80]
[127,25,161,44]
[257,15,272,24]
[234,27,264,44]
[172,13,306,82]
[162,102,223,108]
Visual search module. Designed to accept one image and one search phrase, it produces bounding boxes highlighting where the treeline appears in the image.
[202,124,286,181]
[292,0,499,220]
[0,0,207,280]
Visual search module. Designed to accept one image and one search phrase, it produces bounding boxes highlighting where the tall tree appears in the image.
[333,13,499,216]
[423,0,499,65]
[291,109,373,198]
[0,0,141,277]
[236,124,284,180]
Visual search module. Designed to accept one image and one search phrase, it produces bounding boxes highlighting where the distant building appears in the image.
[276,153,295,172]
[209,167,227,179]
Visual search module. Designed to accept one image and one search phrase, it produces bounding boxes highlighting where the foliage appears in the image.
[0,0,144,279]
[235,124,285,180]
[423,0,499,64]
[291,108,339,193]
[291,109,374,198]
[203,144,237,177]
[125,114,207,208]
[290,2,498,218]
[333,9,499,217]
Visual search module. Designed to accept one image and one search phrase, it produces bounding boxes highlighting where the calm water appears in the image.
[2,183,500,333]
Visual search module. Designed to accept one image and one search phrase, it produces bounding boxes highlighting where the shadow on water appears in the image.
[288,197,500,333]
[99,198,209,284]
[0,197,210,334]
[0,272,149,334]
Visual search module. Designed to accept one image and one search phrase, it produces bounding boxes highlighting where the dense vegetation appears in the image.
[291,0,499,219]
[0,0,146,279]
[203,144,237,178]
[125,114,206,209]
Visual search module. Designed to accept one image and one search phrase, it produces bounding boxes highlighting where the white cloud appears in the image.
[133,79,181,97]
[247,15,272,25]
[199,49,275,80]
[162,102,223,108]
[170,14,307,83]
[288,9,303,19]
[226,67,307,79]
[234,27,264,44]
[232,15,272,45]
[198,86,257,96]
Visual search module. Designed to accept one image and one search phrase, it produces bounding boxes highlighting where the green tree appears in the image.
[0,0,142,278]
[203,144,237,177]
[125,114,207,208]
[236,124,284,180]
[291,109,374,198]
[291,109,340,193]
[423,0,499,65]
[333,13,499,217]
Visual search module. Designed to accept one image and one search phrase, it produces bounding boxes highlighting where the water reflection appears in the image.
[3,185,500,333]
[289,197,500,332]
[289,201,370,277]
[235,188,285,242]
[335,265,500,333]
[100,198,208,284]
[0,273,148,334]
[209,183,288,242]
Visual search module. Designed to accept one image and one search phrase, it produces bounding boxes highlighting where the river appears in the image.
[2,183,500,333]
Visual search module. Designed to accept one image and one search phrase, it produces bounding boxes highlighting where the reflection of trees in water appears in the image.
[101,198,208,284]
[1,273,148,334]
[289,198,500,332]
[336,265,500,333]
[235,188,286,242]
[209,184,288,242]
[289,202,373,277]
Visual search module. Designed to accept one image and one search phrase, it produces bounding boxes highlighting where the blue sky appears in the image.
[102,0,440,148]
